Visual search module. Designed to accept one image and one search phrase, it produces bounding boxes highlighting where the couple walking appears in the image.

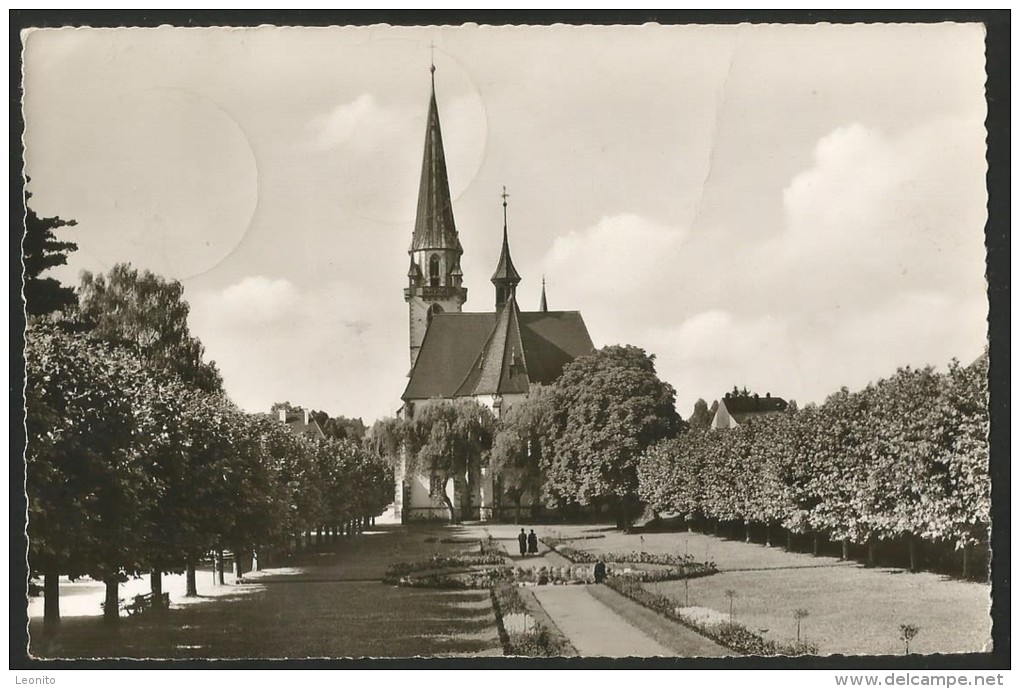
[518,528,538,557]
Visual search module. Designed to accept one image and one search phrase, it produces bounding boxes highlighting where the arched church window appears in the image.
[429,254,441,287]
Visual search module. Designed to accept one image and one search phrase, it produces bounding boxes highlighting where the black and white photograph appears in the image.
[13,14,1006,669]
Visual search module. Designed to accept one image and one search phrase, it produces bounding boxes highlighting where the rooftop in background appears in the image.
[712,393,788,429]
[278,407,326,439]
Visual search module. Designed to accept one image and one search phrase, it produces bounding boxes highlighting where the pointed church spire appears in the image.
[411,59,461,254]
[540,276,548,312]
[491,186,522,307]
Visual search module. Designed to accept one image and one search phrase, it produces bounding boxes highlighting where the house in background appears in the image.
[711,392,788,429]
[277,406,326,440]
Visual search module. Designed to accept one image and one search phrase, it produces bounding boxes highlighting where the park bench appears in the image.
[101,592,170,617]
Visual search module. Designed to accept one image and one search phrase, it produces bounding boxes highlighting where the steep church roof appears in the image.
[402,308,594,401]
[455,295,529,396]
[411,68,462,254]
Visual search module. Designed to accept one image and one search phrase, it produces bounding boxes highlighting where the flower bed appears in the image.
[396,566,515,589]
[511,565,593,585]
[543,539,717,580]
[383,553,506,581]
[606,576,818,656]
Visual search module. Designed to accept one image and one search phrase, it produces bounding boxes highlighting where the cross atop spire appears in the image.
[429,41,436,86]
[501,185,510,231]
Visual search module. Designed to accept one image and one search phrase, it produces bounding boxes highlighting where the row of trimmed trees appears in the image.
[25,229,392,624]
[637,355,989,577]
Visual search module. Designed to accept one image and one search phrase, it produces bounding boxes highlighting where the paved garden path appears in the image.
[532,585,676,657]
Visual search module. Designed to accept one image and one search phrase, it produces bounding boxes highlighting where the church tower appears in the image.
[404,62,467,368]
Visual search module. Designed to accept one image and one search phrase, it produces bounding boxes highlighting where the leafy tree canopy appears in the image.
[77,263,222,392]
[544,345,681,525]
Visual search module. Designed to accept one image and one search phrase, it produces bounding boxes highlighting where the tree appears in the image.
[688,398,713,430]
[310,410,367,441]
[406,399,495,522]
[77,263,222,392]
[26,323,157,624]
[490,385,554,521]
[366,416,405,467]
[23,198,79,316]
[544,345,680,528]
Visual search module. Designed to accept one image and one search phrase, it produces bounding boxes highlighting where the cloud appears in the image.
[304,92,487,224]
[760,116,988,316]
[544,213,687,304]
[308,94,414,153]
[539,115,987,415]
[194,275,300,327]
[188,276,407,420]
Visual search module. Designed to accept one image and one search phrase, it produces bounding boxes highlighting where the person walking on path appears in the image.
[527,530,538,555]
[518,529,528,557]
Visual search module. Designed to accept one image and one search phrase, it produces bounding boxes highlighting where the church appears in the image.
[395,64,595,522]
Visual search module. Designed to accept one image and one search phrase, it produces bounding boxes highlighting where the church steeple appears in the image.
[404,59,467,369]
[411,60,461,254]
[540,276,548,312]
[491,186,522,308]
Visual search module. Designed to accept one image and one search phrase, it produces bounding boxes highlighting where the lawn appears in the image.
[27,525,502,659]
[467,523,991,656]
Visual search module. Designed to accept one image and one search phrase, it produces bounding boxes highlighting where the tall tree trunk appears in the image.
[812,533,820,556]
[185,556,198,597]
[908,535,918,572]
[103,578,120,624]
[150,568,164,609]
[867,539,876,567]
[786,531,794,552]
[43,569,60,627]
[841,538,850,561]
[215,550,226,585]
[765,522,772,547]
[744,520,752,543]
[234,548,245,581]
[713,519,719,536]
[442,494,456,523]
[614,498,630,530]
[962,542,971,579]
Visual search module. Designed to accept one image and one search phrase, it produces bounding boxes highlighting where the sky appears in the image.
[22,23,989,423]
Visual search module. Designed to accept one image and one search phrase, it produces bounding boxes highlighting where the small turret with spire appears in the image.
[491,186,522,308]
[540,276,548,312]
